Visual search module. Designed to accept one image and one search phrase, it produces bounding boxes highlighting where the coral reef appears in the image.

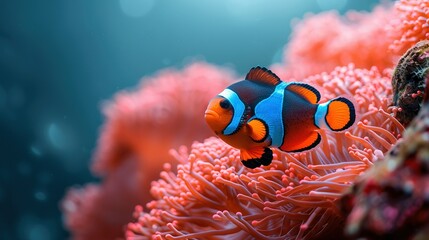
[61,62,235,240]
[272,6,394,79]
[273,0,429,80]
[388,0,429,55]
[92,62,235,176]
[341,77,429,239]
[62,1,429,239]
[62,159,142,239]
[392,40,429,127]
[126,65,404,239]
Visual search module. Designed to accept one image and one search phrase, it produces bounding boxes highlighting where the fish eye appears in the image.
[219,99,231,109]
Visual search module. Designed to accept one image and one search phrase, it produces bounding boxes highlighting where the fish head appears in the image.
[204,96,234,135]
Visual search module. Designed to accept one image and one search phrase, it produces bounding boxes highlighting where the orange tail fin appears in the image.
[325,97,356,131]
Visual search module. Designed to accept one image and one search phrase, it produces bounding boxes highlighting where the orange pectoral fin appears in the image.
[247,118,268,142]
[280,131,321,152]
[287,83,321,104]
[240,147,273,169]
[325,97,356,131]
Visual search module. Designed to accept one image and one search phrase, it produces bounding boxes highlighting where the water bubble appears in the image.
[47,123,69,150]
[29,224,51,240]
[17,216,53,240]
[46,121,85,173]
[34,190,47,202]
[119,0,155,18]
[30,145,42,157]
[316,0,348,11]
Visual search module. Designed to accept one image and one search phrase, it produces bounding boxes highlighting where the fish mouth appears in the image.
[204,109,219,120]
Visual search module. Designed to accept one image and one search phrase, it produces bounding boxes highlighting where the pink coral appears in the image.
[274,0,429,80]
[126,65,404,239]
[63,160,142,239]
[388,0,429,55]
[275,7,394,79]
[61,62,236,240]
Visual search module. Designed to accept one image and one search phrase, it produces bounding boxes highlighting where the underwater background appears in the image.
[0,0,383,239]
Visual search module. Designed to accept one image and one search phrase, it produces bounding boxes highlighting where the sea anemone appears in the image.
[273,0,429,81]
[61,62,236,240]
[126,65,404,239]
[388,0,429,55]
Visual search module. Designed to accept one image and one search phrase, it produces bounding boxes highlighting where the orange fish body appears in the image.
[205,66,356,168]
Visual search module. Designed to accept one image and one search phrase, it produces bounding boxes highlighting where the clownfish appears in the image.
[204,66,356,169]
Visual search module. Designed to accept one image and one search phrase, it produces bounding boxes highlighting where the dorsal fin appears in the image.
[245,66,281,86]
[286,82,321,104]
